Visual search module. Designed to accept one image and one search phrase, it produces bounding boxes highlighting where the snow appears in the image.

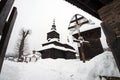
[27,54,39,58]
[0,51,120,80]
[48,38,59,42]
[40,43,76,53]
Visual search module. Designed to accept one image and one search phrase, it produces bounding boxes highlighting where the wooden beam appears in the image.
[101,22,120,72]
[0,0,7,12]
[98,0,120,72]
[99,75,120,80]
[0,7,17,73]
[0,0,14,35]
[65,0,102,20]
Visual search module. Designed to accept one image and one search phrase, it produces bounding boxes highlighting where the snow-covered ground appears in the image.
[0,51,120,80]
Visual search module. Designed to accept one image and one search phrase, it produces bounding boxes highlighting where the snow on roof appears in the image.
[48,38,59,42]
[43,39,59,45]
[42,39,75,49]
[27,54,39,58]
[39,43,76,53]
[47,30,57,33]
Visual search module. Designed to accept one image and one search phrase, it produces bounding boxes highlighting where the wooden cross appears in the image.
[68,14,89,30]
[73,36,89,63]
[69,14,89,63]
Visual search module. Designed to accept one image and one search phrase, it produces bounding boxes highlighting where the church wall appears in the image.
[41,50,51,59]
[50,49,65,59]
[40,48,76,59]
[65,52,76,59]
[41,49,65,59]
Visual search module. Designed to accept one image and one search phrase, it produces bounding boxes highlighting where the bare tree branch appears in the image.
[15,28,31,62]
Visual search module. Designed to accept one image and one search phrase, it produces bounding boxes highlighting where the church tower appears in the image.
[47,19,60,41]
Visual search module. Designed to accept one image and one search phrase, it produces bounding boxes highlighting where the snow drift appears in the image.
[0,51,120,80]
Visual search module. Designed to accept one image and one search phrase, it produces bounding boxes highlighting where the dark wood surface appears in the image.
[73,27,104,60]
[40,48,76,59]
[98,0,120,72]
[78,39,104,60]
[0,0,14,34]
[73,27,101,40]
[101,22,120,73]
[65,0,113,20]
[47,31,60,41]
[65,0,104,19]
[0,7,17,72]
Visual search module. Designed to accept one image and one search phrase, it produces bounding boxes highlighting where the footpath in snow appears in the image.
[0,51,120,80]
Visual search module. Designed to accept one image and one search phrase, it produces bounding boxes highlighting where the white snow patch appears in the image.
[0,51,120,80]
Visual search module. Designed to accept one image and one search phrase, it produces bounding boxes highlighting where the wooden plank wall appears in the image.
[98,0,120,72]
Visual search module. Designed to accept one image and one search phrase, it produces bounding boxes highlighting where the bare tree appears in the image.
[17,29,31,62]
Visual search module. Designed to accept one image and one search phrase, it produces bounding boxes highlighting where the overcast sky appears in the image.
[6,0,108,55]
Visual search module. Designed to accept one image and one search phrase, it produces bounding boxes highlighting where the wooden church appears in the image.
[38,20,76,59]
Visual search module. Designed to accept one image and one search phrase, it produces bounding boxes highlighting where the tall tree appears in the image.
[17,29,31,62]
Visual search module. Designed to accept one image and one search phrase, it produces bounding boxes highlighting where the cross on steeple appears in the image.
[53,19,55,25]
[51,19,56,31]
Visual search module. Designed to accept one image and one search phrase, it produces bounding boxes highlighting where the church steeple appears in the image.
[51,19,56,31]
[47,19,60,41]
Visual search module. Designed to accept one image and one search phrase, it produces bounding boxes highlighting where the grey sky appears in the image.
[6,0,108,55]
